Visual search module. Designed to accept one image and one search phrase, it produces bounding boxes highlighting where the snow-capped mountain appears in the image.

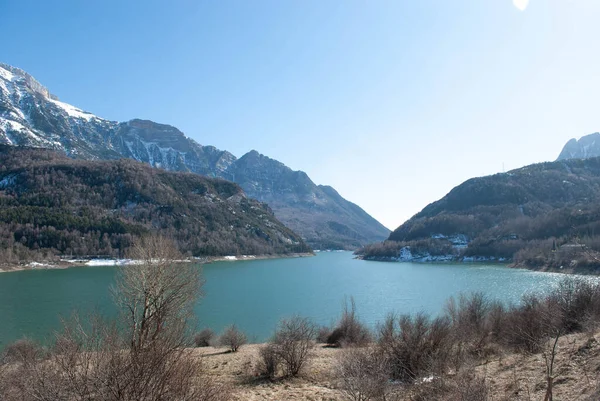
[0,63,234,172]
[0,63,111,155]
[0,62,390,248]
[557,133,600,161]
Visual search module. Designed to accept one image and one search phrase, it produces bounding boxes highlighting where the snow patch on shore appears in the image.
[28,262,54,269]
[84,259,140,266]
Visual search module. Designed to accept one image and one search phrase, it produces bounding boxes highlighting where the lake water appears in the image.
[0,251,569,347]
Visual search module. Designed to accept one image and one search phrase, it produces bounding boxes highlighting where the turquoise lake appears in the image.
[0,251,569,347]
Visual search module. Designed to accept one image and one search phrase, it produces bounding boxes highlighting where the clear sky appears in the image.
[2,0,600,230]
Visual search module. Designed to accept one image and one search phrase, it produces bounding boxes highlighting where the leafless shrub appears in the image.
[258,343,280,379]
[194,328,215,347]
[271,316,316,377]
[547,278,600,333]
[0,338,50,401]
[0,338,42,364]
[486,300,508,342]
[328,297,372,347]
[379,312,453,383]
[317,325,333,344]
[219,324,247,352]
[503,294,551,353]
[336,346,391,401]
[447,293,490,333]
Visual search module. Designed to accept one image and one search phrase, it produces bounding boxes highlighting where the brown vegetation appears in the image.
[326,297,372,347]
[268,316,316,377]
[219,325,248,353]
[195,329,215,347]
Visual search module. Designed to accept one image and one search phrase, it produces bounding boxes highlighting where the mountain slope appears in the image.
[0,145,310,265]
[360,157,600,270]
[0,62,389,249]
[224,150,390,249]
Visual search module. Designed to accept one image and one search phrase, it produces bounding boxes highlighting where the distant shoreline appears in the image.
[357,255,600,275]
[197,252,315,265]
[508,262,600,276]
[0,252,315,274]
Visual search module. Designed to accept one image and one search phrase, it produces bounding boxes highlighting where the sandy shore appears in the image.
[0,253,315,274]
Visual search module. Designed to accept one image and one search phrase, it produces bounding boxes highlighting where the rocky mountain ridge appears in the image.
[557,132,600,161]
[0,62,389,248]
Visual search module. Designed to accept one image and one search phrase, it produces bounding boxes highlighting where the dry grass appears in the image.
[480,331,600,401]
[192,332,600,401]
[195,344,343,401]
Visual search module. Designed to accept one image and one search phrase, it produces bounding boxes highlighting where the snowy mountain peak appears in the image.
[0,62,58,100]
[0,62,110,153]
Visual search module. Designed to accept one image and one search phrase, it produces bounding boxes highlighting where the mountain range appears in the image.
[0,63,389,249]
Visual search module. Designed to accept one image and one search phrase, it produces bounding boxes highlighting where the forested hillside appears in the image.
[0,146,310,265]
[360,157,600,270]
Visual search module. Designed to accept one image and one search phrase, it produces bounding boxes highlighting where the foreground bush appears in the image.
[379,312,453,382]
[258,316,316,378]
[336,347,391,401]
[272,316,316,377]
[258,343,280,379]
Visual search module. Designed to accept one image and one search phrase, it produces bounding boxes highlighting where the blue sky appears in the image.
[3,0,600,230]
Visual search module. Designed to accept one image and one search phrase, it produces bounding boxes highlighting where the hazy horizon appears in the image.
[3,0,600,230]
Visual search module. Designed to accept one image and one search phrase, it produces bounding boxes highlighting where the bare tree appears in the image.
[108,235,207,400]
[116,235,202,353]
[542,329,561,401]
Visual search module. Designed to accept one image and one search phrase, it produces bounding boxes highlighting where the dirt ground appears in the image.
[196,345,343,401]
[194,332,600,401]
[480,331,600,401]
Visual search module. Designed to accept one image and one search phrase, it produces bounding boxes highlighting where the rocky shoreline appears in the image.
[357,254,600,275]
